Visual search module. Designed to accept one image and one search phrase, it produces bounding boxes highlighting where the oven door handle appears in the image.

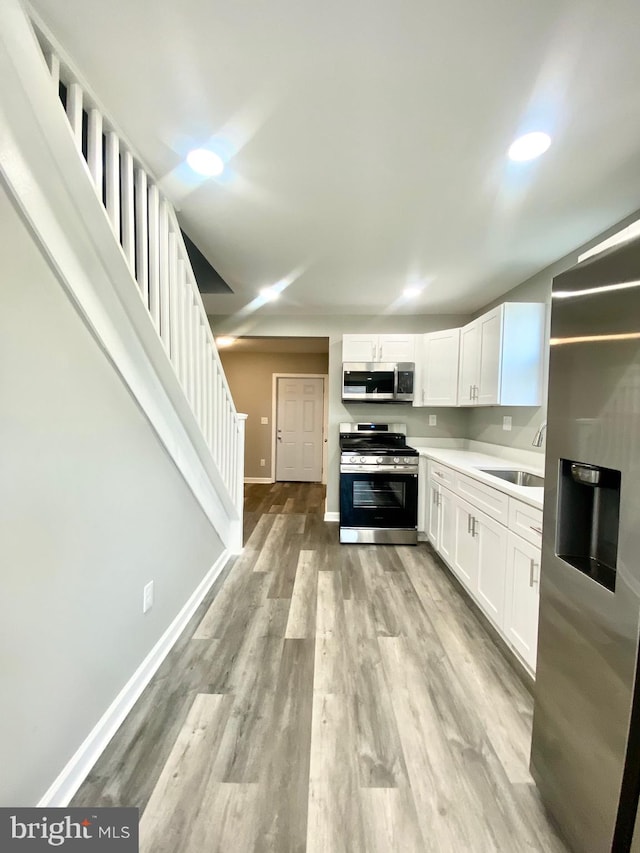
[340,465,418,474]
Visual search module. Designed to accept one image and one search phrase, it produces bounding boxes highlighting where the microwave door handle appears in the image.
[393,365,399,399]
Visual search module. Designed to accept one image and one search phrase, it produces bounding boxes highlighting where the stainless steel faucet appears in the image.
[532,421,547,447]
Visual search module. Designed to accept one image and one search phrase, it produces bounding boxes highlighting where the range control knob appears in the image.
[393,457,400,463]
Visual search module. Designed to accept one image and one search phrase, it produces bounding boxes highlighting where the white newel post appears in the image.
[230,413,248,553]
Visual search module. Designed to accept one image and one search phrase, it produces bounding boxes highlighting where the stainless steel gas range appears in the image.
[339,422,418,545]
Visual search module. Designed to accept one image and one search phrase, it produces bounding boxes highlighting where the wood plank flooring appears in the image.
[72,482,568,852]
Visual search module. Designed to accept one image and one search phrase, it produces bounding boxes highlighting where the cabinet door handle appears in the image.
[467,513,472,533]
[471,516,478,537]
[530,559,539,587]
[469,384,473,401]
[530,525,543,535]
[434,471,443,478]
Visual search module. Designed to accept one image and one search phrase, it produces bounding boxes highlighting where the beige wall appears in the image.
[219,350,329,479]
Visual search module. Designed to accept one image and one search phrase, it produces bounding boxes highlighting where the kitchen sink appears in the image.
[479,469,544,488]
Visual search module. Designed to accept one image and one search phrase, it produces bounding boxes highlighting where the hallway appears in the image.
[72,482,567,852]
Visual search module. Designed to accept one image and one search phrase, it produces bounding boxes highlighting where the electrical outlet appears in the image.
[260,458,266,467]
[143,581,154,613]
[503,416,512,431]
[429,414,437,426]
[261,416,268,425]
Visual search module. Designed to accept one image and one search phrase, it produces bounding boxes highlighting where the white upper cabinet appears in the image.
[415,328,460,407]
[458,321,481,406]
[378,334,415,362]
[342,334,377,362]
[342,333,415,363]
[457,302,546,406]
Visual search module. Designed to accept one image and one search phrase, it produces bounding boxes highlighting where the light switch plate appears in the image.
[261,417,269,425]
[429,414,437,426]
[503,416,512,431]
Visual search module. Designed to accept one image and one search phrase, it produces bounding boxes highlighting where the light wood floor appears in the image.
[72,482,568,852]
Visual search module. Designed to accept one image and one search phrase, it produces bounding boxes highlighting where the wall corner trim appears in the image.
[36,549,231,808]
[324,511,340,522]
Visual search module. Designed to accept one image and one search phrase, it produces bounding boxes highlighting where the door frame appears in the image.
[271,373,329,484]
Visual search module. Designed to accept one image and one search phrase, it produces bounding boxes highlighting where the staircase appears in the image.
[0,2,244,551]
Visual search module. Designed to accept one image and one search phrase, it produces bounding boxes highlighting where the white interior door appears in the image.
[275,377,324,482]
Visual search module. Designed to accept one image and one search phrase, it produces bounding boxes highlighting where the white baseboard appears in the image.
[37,549,231,808]
[244,477,273,484]
[324,511,340,522]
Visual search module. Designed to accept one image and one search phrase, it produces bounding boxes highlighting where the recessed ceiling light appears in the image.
[508,132,551,162]
[259,287,279,302]
[186,148,224,177]
[403,286,422,298]
[216,336,236,348]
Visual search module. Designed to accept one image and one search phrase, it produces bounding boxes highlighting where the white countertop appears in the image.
[413,445,544,510]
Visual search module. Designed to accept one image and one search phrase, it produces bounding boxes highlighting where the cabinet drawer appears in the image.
[455,472,509,524]
[508,499,543,547]
[428,461,456,489]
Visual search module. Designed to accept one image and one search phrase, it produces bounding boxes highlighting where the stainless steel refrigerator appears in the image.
[531,234,640,852]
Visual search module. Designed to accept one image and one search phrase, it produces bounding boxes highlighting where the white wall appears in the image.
[0,184,226,805]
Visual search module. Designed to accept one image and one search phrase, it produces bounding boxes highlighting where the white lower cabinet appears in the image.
[452,495,508,630]
[475,509,508,630]
[424,457,541,676]
[504,531,541,672]
[427,478,439,542]
[452,495,478,590]
[428,479,455,565]
[438,486,455,565]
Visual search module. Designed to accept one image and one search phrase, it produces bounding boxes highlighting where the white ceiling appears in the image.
[30,0,640,316]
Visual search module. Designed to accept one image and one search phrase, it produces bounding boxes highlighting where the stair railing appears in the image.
[31,22,244,522]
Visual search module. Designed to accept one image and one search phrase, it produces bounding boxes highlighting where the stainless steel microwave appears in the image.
[342,362,415,403]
